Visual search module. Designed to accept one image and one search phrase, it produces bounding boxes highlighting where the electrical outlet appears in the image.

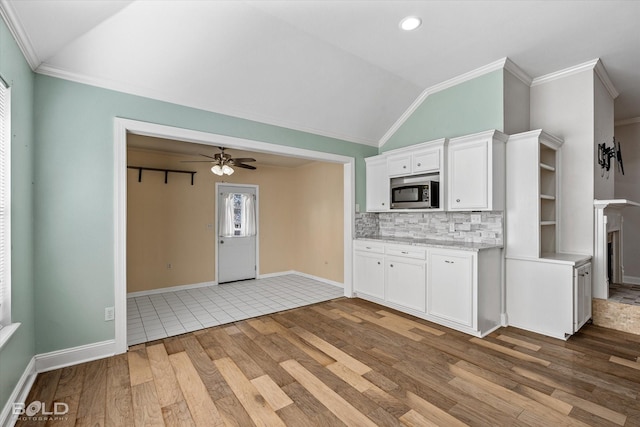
[449,223,456,232]
[355,204,360,213]
[104,307,114,321]
[471,214,481,224]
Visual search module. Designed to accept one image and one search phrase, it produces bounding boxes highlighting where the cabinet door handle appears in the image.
[390,264,394,268]
[456,199,461,203]
[377,261,381,265]
[403,165,407,169]
[401,251,409,254]
[417,163,421,167]
[585,271,590,275]
[366,246,372,249]
[381,202,385,206]
[445,260,454,264]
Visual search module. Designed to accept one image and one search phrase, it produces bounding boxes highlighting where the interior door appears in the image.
[217,184,257,284]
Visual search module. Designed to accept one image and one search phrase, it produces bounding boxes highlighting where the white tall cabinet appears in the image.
[505,130,592,339]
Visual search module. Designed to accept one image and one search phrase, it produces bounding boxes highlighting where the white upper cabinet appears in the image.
[365,155,389,212]
[387,140,444,177]
[447,130,507,211]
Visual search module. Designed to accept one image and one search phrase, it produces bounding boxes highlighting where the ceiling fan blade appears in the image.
[180,160,217,163]
[234,163,257,170]
[199,153,220,160]
[230,157,256,163]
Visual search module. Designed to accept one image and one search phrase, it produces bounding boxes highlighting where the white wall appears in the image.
[594,76,616,200]
[614,121,640,280]
[530,70,594,255]
[503,70,530,135]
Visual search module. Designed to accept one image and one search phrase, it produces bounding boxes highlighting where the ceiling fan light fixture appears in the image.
[222,164,234,175]
[211,164,223,175]
[400,16,421,31]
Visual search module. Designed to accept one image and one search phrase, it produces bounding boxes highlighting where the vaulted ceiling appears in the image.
[1,0,638,146]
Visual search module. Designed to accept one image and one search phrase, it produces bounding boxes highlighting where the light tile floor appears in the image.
[609,282,640,306]
[127,274,344,346]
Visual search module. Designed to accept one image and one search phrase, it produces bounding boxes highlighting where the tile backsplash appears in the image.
[355,211,503,244]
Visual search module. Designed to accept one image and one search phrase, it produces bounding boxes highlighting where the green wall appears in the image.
[33,75,376,353]
[381,70,504,152]
[0,18,36,415]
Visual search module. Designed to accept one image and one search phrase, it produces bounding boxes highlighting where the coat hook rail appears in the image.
[127,166,197,185]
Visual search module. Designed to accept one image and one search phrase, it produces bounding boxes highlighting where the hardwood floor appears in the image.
[16,298,640,426]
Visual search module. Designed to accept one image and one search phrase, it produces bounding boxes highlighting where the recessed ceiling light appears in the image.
[400,16,421,31]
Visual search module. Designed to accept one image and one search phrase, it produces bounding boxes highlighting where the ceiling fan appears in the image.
[182,147,256,176]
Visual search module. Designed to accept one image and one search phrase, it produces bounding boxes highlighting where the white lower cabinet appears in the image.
[353,243,385,300]
[386,256,426,312]
[353,240,502,337]
[427,250,474,328]
[506,255,592,340]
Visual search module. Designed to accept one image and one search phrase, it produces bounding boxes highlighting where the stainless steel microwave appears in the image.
[390,175,439,209]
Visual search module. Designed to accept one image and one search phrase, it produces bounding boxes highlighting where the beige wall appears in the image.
[292,162,345,283]
[127,148,343,293]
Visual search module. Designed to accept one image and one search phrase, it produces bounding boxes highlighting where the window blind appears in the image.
[0,80,9,321]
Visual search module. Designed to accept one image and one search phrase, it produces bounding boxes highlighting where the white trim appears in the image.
[114,118,355,353]
[503,58,533,86]
[0,356,36,427]
[291,271,344,289]
[531,59,600,86]
[35,64,377,147]
[615,117,640,127]
[379,57,511,147]
[623,276,640,285]
[531,58,619,99]
[34,340,115,373]
[257,270,295,279]
[593,60,619,99]
[127,281,217,298]
[0,322,19,351]
[0,1,40,70]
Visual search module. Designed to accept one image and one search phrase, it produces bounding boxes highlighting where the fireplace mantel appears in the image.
[593,199,640,299]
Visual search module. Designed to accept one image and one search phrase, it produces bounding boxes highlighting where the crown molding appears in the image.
[379,57,513,147]
[615,117,640,127]
[36,63,379,147]
[593,59,619,99]
[0,0,40,70]
[531,59,599,86]
[531,58,619,99]
[503,57,532,86]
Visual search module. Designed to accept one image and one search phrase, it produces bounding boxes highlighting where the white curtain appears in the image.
[242,194,256,237]
[220,192,256,237]
[220,193,235,237]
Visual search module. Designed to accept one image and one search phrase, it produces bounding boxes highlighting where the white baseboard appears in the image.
[623,275,640,285]
[291,271,344,289]
[35,340,116,373]
[257,270,295,279]
[0,357,36,427]
[127,281,216,298]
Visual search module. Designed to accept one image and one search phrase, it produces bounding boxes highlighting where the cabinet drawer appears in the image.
[413,151,440,173]
[354,241,385,254]
[387,155,411,176]
[385,245,426,260]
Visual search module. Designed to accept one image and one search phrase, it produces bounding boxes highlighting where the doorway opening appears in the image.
[114,118,355,353]
[216,183,258,284]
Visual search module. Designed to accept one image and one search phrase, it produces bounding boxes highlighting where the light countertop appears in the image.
[355,236,503,252]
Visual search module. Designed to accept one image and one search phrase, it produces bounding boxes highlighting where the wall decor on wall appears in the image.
[597,136,624,178]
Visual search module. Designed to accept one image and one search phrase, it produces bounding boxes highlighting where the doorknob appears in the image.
[220,240,224,244]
